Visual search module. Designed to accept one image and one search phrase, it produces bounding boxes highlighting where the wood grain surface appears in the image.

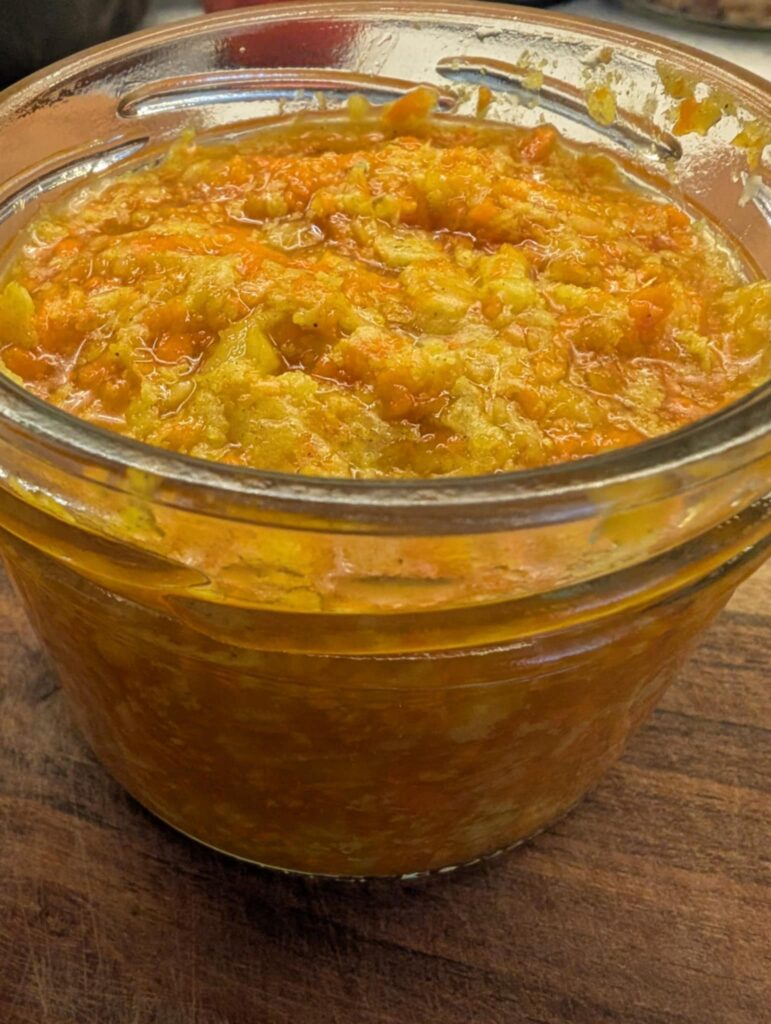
[1,561,769,1024]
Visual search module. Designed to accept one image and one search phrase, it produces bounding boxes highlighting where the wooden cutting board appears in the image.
[1,561,769,1024]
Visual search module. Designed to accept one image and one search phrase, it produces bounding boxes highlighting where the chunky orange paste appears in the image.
[0,93,768,477]
[1,94,769,877]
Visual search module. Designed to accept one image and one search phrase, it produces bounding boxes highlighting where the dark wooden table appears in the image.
[1,561,769,1024]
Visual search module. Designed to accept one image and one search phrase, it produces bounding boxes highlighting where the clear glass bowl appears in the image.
[0,1,768,878]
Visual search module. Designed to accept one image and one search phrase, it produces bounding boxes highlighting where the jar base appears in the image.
[141,799,588,882]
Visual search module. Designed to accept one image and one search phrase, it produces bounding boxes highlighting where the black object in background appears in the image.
[0,0,148,85]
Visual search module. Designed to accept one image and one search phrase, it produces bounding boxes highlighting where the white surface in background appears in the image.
[143,0,769,78]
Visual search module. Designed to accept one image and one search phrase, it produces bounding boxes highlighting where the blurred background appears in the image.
[0,0,768,87]
[0,0,148,84]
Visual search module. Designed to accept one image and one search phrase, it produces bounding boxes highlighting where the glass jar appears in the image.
[0,2,768,878]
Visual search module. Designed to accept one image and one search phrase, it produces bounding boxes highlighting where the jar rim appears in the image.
[0,0,769,529]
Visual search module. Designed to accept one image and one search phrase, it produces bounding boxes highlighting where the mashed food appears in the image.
[0,92,768,477]
[1,93,769,877]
